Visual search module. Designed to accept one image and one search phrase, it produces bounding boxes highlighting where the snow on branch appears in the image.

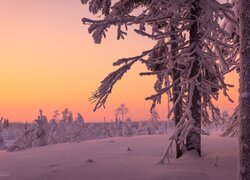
[81,0,111,15]
[90,60,137,111]
[83,0,239,162]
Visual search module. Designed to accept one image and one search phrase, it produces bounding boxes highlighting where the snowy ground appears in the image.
[0,133,238,180]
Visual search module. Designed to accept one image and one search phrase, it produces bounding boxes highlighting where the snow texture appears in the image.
[0,134,238,180]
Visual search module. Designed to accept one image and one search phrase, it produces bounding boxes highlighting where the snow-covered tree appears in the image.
[147,109,160,134]
[57,118,67,143]
[47,119,58,144]
[68,111,74,124]
[73,113,85,141]
[8,110,49,151]
[239,0,250,178]
[52,110,60,122]
[59,108,74,142]
[115,104,129,122]
[8,125,35,151]
[32,110,49,147]
[0,118,6,150]
[76,113,85,125]
[83,0,238,159]
[62,108,70,122]
[150,109,160,122]
[0,138,6,150]
[3,118,9,129]
[122,118,134,136]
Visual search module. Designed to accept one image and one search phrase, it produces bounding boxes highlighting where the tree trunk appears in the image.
[186,0,201,156]
[239,1,250,179]
[171,24,183,159]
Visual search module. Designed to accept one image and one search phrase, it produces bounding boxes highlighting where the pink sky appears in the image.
[0,0,238,122]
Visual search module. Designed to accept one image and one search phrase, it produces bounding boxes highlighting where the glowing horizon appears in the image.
[0,0,238,122]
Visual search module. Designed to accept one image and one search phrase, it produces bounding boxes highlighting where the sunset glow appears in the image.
[0,0,238,122]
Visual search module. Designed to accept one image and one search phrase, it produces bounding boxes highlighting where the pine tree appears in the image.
[32,110,49,147]
[82,0,238,160]
[74,113,85,140]
[47,119,58,144]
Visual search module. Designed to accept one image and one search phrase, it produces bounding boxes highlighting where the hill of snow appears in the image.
[0,134,238,180]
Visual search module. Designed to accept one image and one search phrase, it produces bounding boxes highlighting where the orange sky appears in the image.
[0,0,238,122]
